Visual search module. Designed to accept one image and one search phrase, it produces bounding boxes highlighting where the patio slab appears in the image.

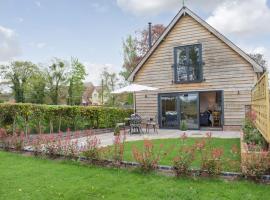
[77,129,240,147]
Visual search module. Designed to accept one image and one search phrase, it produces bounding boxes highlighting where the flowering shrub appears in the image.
[132,139,168,172]
[112,132,126,165]
[82,132,101,161]
[173,133,195,176]
[242,151,270,178]
[0,128,9,150]
[243,111,268,150]
[196,134,224,176]
[0,129,27,151]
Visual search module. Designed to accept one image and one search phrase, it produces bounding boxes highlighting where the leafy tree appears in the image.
[249,53,267,71]
[120,35,140,81]
[25,70,46,104]
[46,58,69,105]
[0,61,37,103]
[135,24,165,57]
[100,68,118,106]
[68,58,87,105]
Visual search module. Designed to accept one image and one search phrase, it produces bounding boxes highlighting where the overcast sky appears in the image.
[0,0,270,85]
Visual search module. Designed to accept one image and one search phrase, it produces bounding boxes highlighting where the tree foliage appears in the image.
[249,53,268,71]
[68,58,87,105]
[0,61,38,103]
[46,58,69,105]
[100,68,118,106]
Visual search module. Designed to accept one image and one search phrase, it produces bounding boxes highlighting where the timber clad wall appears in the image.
[133,15,257,128]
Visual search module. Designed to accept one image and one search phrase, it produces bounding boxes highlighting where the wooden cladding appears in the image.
[251,73,270,143]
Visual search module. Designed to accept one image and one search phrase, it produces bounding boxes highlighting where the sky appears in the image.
[0,0,270,86]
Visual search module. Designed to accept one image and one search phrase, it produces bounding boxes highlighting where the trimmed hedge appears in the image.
[0,103,133,134]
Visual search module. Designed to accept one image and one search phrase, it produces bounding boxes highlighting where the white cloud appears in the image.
[206,0,270,36]
[116,0,226,16]
[83,62,121,85]
[0,25,21,61]
[117,0,179,16]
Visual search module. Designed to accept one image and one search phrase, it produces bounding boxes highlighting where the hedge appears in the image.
[0,103,133,134]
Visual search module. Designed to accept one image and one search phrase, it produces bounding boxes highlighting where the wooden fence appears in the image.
[251,73,270,143]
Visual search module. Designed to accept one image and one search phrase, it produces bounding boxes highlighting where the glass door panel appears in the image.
[160,95,178,128]
[179,93,199,129]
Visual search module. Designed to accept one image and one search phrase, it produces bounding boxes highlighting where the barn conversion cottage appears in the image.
[128,7,264,131]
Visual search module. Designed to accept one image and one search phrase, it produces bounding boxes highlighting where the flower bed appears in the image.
[241,132,270,178]
[1,127,270,183]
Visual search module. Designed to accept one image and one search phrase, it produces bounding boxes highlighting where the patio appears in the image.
[76,129,241,147]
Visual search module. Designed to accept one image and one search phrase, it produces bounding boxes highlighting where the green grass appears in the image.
[119,138,241,171]
[0,151,270,200]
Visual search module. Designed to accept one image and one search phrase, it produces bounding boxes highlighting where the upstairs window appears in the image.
[174,44,202,83]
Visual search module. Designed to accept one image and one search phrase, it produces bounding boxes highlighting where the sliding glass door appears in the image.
[159,92,199,129]
[160,95,178,128]
[179,93,199,129]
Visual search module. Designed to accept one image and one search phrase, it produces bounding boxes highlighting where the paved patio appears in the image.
[77,129,241,147]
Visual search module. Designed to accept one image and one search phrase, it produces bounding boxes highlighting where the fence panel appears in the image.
[251,73,270,143]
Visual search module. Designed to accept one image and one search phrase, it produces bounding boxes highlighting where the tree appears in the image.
[120,24,166,81]
[135,24,166,57]
[120,35,140,81]
[46,58,69,105]
[249,53,267,71]
[25,70,46,104]
[100,68,118,106]
[68,58,87,105]
[0,61,37,103]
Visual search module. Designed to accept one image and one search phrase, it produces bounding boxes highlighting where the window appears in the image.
[174,44,202,83]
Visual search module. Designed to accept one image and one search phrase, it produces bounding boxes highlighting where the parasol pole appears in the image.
[133,92,136,114]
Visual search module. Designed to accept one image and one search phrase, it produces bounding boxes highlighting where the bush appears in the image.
[82,133,101,161]
[0,103,133,134]
[180,120,188,131]
[242,151,270,178]
[242,112,268,150]
[173,133,195,176]
[132,140,170,173]
[196,134,224,176]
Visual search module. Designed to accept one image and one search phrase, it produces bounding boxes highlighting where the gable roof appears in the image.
[128,6,264,81]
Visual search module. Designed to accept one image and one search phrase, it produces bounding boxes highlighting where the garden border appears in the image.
[1,147,270,184]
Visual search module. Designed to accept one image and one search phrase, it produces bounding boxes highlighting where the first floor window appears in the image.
[174,44,202,83]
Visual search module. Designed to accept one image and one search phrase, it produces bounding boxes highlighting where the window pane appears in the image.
[188,45,200,81]
[176,47,188,82]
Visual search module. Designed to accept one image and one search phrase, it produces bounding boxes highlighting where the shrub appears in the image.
[0,128,9,150]
[132,140,168,173]
[0,129,27,151]
[0,103,133,134]
[180,120,188,131]
[242,111,268,150]
[196,134,224,176]
[242,151,270,178]
[114,125,120,136]
[173,133,195,176]
[82,133,101,161]
[112,133,126,165]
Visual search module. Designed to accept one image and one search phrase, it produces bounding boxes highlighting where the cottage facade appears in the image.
[128,7,263,131]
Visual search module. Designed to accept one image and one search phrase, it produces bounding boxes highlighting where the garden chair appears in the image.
[129,113,143,135]
[145,115,158,134]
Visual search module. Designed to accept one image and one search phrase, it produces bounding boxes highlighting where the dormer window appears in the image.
[174,44,203,83]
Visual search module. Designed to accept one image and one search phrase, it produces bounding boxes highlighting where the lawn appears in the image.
[1,151,269,200]
[119,138,241,171]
